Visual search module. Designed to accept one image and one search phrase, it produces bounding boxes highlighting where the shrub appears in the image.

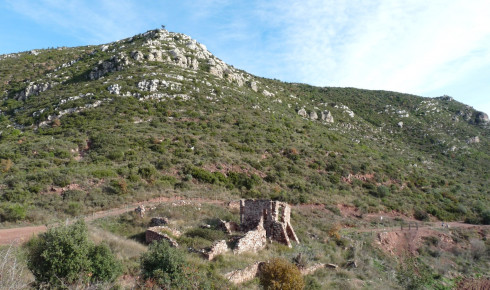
[414,208,429,221]
[260,258,304,290]
[0,203,27,221]
[481,209,490,225]
[138,164,157,179]
[88,244,122,282]
[0,158,13,173]
[140,241,187,288]
[25,220,121,287]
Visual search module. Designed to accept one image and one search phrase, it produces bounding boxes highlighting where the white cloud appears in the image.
[250,0,490,101]
[4,0,156,44]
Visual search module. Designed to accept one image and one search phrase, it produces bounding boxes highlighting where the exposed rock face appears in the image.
[145,226,180,247]
[298,108,308,118]
[107,84,121,95]
[89,53,130,80]
[147,49,164,62]
[234,219,267,254]
[262,90,274,97]
[131,50,144,61]
[250,81,258,92]
[475,112,489,124]
[17,82,57,101]
[321,110,334,123]
[150,217,169,226]
[310,111,318,120]
[240,199,299,247]
[467,136,480,144]
[203,240,229,260]
[138,79,160,92]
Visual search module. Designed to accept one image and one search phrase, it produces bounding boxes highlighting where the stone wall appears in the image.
[224,262,264,284]
[300,263,326,275]
[239,199,299,247]
[203,240,229,260]
[234,220,267,255]
[145,226,180,247]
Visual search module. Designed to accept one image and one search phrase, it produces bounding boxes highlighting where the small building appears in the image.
[239,199,299,247]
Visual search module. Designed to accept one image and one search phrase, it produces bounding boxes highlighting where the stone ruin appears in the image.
[145,226,181,247]
[143,199,299,260]
[239,199,299,247]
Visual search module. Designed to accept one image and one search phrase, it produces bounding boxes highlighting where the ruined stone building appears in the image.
[240,199,299,247]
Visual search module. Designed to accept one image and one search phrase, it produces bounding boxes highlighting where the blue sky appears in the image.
[1,0,490,114]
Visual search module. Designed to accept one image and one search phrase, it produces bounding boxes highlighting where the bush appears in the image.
[140,241,187,288]
[25,220,121,287]
[89,244,122,282]
[414,208,429,221]
[260,258,304,290]
[0,203,27,221]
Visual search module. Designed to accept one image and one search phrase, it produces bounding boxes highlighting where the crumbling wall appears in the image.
[145,226,180,247]
[234,221,267,255]
[239,199,299,247]
[218,219,239,234]
[203,240,229,260]
[224,262,264,284]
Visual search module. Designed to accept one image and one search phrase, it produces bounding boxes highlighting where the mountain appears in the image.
[0,28,488,224]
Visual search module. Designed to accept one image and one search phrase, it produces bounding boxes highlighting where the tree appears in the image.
[26,220,121,287]
[260,258,304,290]
[140,241,186,288]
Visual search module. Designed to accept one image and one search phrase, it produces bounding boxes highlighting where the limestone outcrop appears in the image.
[321,110,334,123]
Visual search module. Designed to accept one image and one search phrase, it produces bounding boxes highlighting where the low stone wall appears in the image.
[224,262,264,284]
[145,226,179,247]
[233,225,266,255]
[203,240,229,260]
[300,263,326,275]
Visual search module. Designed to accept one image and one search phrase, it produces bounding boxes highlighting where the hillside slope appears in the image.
[0,28,488,224]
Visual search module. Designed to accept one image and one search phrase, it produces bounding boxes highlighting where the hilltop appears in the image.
[0,28,489,225]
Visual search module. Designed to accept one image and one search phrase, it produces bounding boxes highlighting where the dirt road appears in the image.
[0,196,225,245]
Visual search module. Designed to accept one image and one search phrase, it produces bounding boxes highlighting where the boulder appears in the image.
[475,112,489,124]
[310,111,318,120]
[297,108,308,118]
[131,50,144,61]
[107,84,121,95]
[321,110,334,123]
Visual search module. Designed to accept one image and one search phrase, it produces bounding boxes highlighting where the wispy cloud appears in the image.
[250,0,490,100]
[4,0,158,44]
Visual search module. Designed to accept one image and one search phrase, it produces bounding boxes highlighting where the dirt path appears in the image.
[0,196,225,245]
[1,198,488,246]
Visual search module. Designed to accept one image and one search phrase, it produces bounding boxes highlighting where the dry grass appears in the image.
[0,244,34,289]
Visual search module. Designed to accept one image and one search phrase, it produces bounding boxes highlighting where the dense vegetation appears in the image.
[0,28,488,226]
